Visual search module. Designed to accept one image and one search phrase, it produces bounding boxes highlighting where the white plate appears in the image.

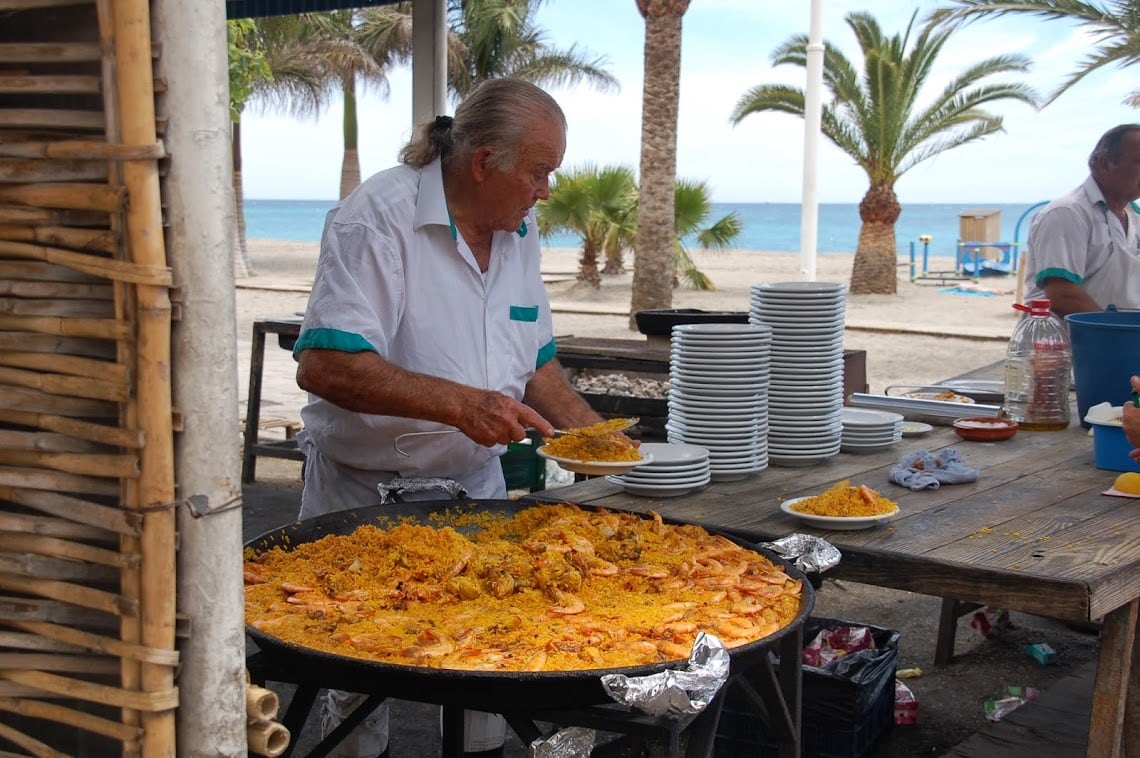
[536,448,654,476]
[606,475,712,497]
[841,407,905,427]
[780,496,899,530]
[901,421,934,437]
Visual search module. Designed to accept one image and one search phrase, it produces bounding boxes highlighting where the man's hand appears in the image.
[1124,375,1140,461]
[455,389,554,448]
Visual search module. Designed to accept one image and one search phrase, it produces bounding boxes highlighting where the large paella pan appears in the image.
[244,499,814,712]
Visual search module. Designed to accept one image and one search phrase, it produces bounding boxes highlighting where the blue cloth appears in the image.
[889,448,979,490]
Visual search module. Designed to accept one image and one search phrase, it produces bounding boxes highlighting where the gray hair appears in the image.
[399,78,566,172]
[1088,124,1140,172]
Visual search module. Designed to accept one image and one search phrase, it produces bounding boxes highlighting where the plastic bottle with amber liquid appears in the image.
[1002,298,1071,430]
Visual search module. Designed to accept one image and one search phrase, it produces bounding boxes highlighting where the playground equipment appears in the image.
[908,202,1049,287]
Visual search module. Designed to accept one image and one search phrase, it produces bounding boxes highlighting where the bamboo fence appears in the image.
[0,1,178,755]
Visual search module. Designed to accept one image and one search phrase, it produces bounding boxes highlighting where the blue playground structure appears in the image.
[908,202,1049,284]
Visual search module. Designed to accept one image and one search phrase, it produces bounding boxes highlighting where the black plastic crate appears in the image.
[714,617,900,758]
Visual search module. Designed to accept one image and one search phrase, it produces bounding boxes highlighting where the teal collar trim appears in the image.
[1131,201,1140,214]
[447,215,527,239]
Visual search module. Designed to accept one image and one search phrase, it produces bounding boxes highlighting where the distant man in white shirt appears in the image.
[1024,123,1140,316]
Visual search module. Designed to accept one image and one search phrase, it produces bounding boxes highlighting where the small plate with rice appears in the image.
[780,482,899,530]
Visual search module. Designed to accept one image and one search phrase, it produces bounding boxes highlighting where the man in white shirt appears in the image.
[292,79,607,758]
[1024,123,1140,316]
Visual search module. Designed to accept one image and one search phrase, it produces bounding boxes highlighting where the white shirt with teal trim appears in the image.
[293,158,556,490]
[1025,176,1140,309]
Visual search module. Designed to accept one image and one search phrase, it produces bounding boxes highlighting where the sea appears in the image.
[243,199,1047,257]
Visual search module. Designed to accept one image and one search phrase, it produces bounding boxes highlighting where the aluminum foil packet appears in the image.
[529,726,595,758]
[600,632,729,718]
[376,477,467,504]
[759,533,841,575]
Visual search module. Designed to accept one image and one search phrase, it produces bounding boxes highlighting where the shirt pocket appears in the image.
[509,305,539,323]
[502,304,541,391]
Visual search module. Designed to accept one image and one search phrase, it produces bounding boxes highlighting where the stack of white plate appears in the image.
[749,281,846,467]
[840,407,903,453]
[605,442,711,497]
[666,322,771,482]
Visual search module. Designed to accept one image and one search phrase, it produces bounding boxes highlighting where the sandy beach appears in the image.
[236,238,1019,425]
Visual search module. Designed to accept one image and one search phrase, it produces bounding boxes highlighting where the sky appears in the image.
[239,0,1140,205]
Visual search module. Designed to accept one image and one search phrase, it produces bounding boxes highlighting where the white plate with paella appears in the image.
[780,481,899,530]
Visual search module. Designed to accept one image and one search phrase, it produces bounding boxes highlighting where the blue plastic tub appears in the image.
[1065,310,1140,426]
[1088,423,1140,473]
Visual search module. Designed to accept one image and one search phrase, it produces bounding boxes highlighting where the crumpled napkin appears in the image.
[889,448,979,490]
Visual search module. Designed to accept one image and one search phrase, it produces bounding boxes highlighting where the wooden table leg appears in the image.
[242,322,269,484]
[1086,598,1138,758]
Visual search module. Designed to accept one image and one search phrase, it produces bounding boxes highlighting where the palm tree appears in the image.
[252,9,415,200]
[673,178,742,290]
[731,11,1038,295]
[449,0,618,96]
[629,0,690,329]
[227,19,272,278]
[930,0,1140,107]
[537,167,740,291]
[536,164,637,287]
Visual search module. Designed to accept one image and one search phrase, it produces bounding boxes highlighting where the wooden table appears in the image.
[526,418,1140,757]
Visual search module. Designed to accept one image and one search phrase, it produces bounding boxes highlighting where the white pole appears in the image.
[412,0,448,124]
[156,1,247,754]
[800,0,825,281]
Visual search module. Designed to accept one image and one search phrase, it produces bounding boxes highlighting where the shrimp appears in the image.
[549,591,586,615]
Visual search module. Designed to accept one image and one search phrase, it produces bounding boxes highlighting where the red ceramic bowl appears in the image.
[953,417,1018,442]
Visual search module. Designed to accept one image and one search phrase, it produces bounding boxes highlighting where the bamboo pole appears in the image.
[0,450,137,478]
[109,0,178,753]
[0,485,141,536]
[0,139,163,161]
[0,240,171,285]
[0,183,124,212]
[0,0,95,9]
[247,721,290,758]
[0,280,114,299]
[0,42,102,63]
[0,387,118,418]
[246,684,279,723]
[0,364,128,401]
[0,430,102,453]
[0,205,54,224]
[0,76,101,95]
[0,532,138,568]
[0,353,124,383]
[0,313,130,339]
[0,332,114,360]
[5,621,178,666]
[0,139,160,160]
[0,511,118,542]
[0,670,178,712]
[0,572,135,617]
[0,631,85,652]
[0,552,116,583]
[0,110,105,131]
[0,697,142,743]
[0,297,113,319]
[0,596,118,628]
[0,260,109,284]
[0,225,117,253]
[0,720,68,758]
[0,410,142,449]
[0,467,120,497]
[0,157,108,182]
[0,653,119,674]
